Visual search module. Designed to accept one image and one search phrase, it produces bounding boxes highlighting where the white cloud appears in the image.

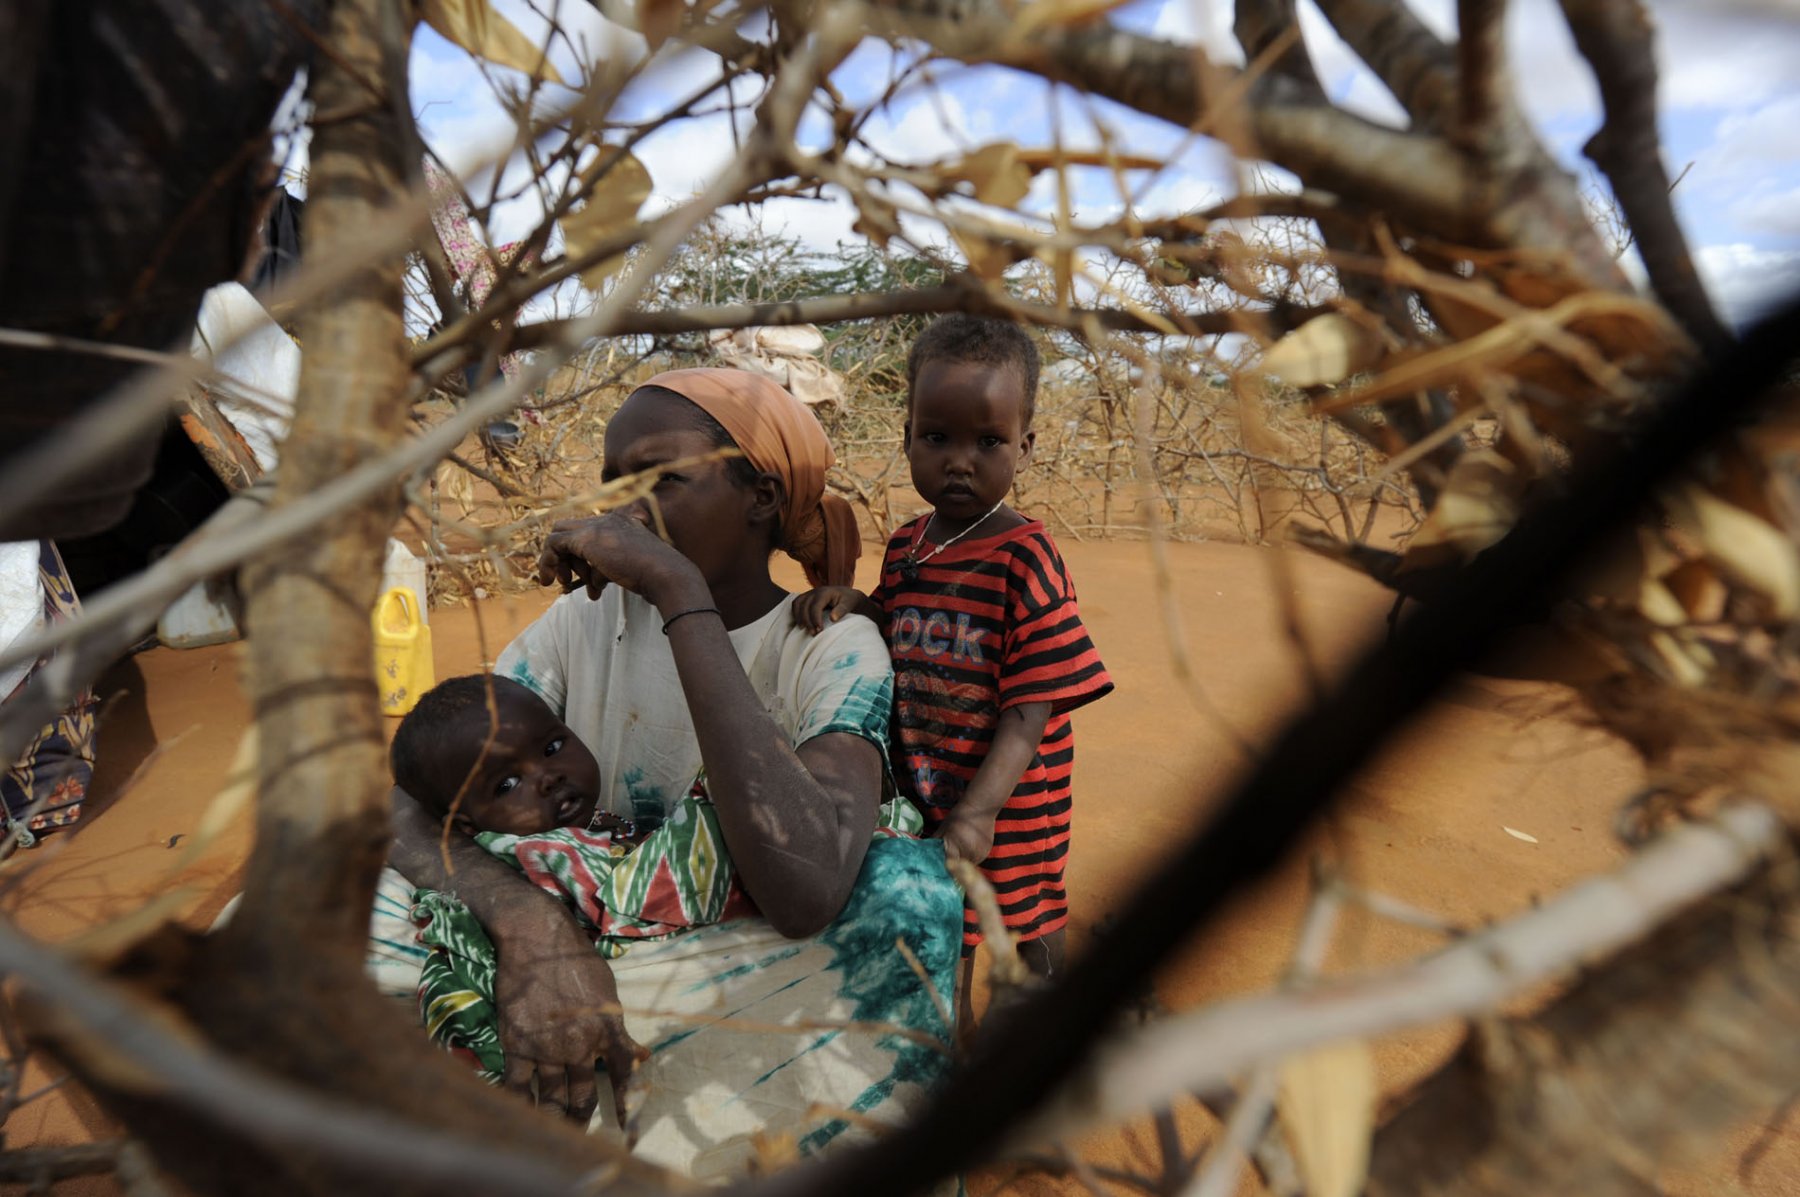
[1694,241,1800,327]
[1649,2,1800,111]
[1710,95,1800,168]
[858,90,977,165]
[634,109,753,207]
[1728,184,1800,238]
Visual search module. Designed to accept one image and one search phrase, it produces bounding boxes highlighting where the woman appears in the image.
[381,369,961,1177]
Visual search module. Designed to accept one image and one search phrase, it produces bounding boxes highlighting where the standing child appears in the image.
[796,314,1112,978]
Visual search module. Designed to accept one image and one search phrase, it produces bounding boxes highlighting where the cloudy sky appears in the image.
[402,0,1800,327]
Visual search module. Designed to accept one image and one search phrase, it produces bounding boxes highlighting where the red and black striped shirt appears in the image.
[872,516,1113,948]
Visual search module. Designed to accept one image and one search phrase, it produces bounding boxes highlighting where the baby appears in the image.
[796,314,1113,979]
[391,673,718,1125]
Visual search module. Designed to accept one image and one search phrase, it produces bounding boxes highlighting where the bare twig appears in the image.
[1557,0,1731,350]
[1455,0,1510,145]
[1313,0,1458,129]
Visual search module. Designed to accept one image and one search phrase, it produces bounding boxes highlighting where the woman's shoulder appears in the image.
[777,595,889,674]
[766,596,892,746]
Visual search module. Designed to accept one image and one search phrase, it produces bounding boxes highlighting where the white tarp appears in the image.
[0,541,43,698]
[706,324,846,408]
[190,282,300,473]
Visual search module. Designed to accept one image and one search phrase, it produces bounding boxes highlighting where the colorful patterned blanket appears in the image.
[404,792,946,1115]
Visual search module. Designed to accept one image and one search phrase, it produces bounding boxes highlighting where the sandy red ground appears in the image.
[2,538,1793,1194]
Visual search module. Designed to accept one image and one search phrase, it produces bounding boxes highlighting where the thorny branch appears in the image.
[1557,0,1731,351]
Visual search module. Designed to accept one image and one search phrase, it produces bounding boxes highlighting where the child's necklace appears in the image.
[900,499,1006,580]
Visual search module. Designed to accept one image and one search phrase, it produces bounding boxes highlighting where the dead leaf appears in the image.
[1637,576,1690,627]
[851,195,898,250]
[748,1129,799,1173]
[952,229,1014,283]
[1648,628,1713,685]
[1663,559,1730,623]
[1277,1040,1376,1197]
[1664,484,1800,618]
[635,0,684,49]
[1259,313,1384,388]
[559,148,653,290]
[951,143,1035,208]
[1503,826,1539,844]
[1404,450,1523,566]
[419,0,566,84]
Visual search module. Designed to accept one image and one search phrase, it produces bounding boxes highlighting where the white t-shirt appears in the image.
[495,589,891,830]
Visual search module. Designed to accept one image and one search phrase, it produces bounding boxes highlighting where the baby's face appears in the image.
[429,680,602,835]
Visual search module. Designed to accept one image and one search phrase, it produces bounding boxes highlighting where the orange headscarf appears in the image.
[641,368,860,588]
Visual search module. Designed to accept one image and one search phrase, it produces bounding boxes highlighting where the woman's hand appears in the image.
[491,909,632,1124]
[536,512,698,606]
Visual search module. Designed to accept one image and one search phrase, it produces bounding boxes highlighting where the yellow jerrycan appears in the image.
[372,587,434,717]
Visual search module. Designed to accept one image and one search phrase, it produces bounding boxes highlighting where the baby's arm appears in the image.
[937,701,1052,866]
[793,586,883,634]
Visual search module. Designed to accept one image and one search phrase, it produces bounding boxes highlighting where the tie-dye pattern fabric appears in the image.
[410,789,929,1081]
[389,830,961,1179]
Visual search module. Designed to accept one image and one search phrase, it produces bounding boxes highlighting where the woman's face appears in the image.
[601,391,760,586]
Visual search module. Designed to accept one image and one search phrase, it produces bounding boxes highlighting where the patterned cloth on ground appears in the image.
[2,541,96,836]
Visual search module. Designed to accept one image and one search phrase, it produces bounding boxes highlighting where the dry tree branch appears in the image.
[1455,0,1509,144]
[1314,0,1457,130]
[486,285,1324,358]
[1009,804,1784,1146]
[0,921,596,1196]
[1557,0,1731,351]
[861,0,1481,236]
[1365,844,1800,1197]
[0,1141,123,1185]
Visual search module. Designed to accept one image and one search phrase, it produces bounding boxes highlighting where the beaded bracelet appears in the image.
[661,606,722,635]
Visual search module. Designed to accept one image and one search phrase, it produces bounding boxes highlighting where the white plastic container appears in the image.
[382,539,430,625]
[158,577,241,648]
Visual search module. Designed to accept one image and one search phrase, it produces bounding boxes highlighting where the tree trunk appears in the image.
[21,3,656,1191]
[1368,863,1800,1196]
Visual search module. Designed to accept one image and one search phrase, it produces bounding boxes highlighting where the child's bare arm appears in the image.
[936,701,1053,866]
[793,586,883,633]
